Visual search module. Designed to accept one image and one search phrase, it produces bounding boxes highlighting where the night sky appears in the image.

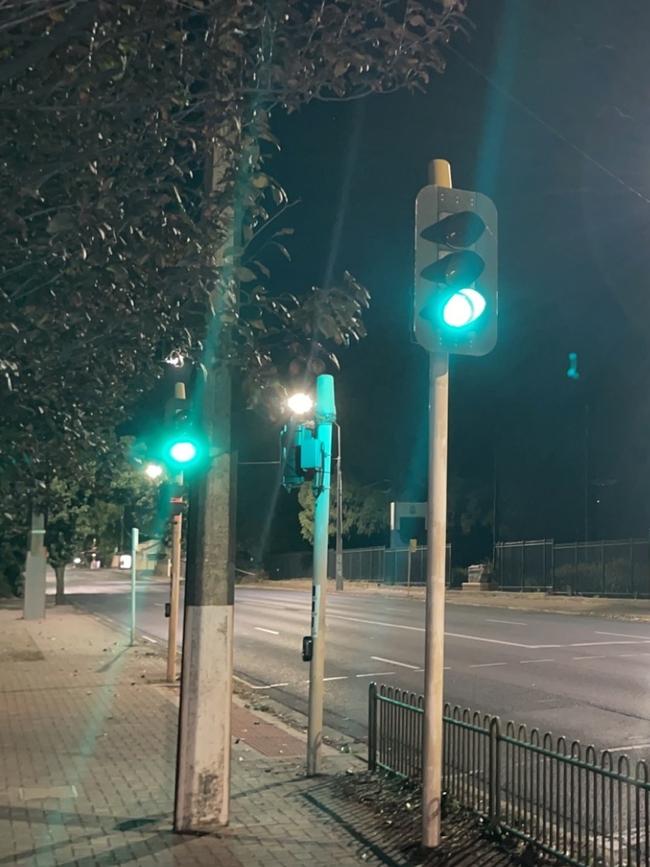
[216,1,650,561]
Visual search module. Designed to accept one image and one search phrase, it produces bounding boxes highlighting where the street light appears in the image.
[287,392,314,416]
[145,462,164,480]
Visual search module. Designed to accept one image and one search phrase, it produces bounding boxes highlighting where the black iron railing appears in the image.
[368,683,650,867]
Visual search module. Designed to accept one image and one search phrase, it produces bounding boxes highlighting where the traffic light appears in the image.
[160,395,208,474]
[414,184,497,356]
[280,423,323,492]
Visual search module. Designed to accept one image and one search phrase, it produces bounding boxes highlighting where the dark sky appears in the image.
[235,1,650,559]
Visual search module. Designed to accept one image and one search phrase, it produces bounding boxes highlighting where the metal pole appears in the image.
[407,547,412,593]
[167,383,186,683]
[335,423,344,591]
[130,527,139,645]
[167,512,183,681]
[307,374,336,776]
[422,158,451,849]
[584,402,590,543]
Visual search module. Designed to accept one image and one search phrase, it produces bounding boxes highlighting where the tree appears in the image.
[44,441,162,603]
[0,1,468,498]
[45,475,92,604]
[297,479,388,545]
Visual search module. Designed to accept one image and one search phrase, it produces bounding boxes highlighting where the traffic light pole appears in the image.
[307,374,336,775]
[422,158,451,849]
[167,510,182,682]
[335,422,344,592]
[167,384,185,684]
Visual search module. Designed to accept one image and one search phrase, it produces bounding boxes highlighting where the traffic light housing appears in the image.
[160,396,208,474]
[281,423,323,493]
[414,184,497,356]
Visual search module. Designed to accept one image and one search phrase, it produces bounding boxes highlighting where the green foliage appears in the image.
[0,0,467,494]
[297,478,388,545]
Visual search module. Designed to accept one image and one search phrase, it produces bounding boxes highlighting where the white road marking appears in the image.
[254,627,280,636]
[154,603,165,607]
[371,655,420,670]
[486,619,527,626]
[596,631,650,641]
[142,636,157,644]
[323,676,348,682]
[470,662,508,668]
[520,658,555,664]
[355,671,396,678]
[331,614,424,633]
[572,655,608,661]
[568,640,650,647]
[249,682,290,690]
[607,743,650,753]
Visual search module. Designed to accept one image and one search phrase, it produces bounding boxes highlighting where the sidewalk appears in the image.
[0,606,535,866]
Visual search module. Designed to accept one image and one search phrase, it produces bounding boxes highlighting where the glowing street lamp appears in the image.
[145,462,164,480]
[287,392,314,416]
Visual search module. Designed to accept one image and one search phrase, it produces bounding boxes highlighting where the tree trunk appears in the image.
[54,564,66,605]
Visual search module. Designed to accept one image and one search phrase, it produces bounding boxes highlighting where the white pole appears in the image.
[307,374,336,775]
[130,527,139,646]
[422,158,451,849]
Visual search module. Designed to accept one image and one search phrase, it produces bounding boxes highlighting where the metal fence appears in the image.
[495,538,650,597]
[267,545,451,585]
[368,683,650,867]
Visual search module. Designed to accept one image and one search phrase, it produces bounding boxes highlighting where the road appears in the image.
[54,570,650,757]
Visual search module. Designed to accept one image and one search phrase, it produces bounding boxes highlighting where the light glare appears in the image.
[170,441,198,464]
[144,462,163,480]
[287,392,314,415]
[442,288,487,328]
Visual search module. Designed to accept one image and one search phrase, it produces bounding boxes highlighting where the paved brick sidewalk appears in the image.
[0,607,376,866]
[0,606,530,867]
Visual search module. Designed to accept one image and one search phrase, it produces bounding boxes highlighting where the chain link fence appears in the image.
[494,538,650,596]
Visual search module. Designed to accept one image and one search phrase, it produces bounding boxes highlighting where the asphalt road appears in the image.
[54,570,650,757]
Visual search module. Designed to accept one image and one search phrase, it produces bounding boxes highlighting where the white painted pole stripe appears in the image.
[254,626,280,635]
[371,655,420,670]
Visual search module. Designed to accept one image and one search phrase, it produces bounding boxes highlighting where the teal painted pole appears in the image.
[307,374,336,775]
[130,527,139,646]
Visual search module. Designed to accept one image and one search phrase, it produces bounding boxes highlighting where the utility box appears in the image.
[462,563,497,592]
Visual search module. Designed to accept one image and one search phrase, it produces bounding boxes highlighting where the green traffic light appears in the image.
[442,288,486,328]
[169,440,198,464]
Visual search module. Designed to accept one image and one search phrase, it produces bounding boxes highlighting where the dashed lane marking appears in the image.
[520,658,555,664]
[608,743,650,753]
[596,630,650,641]
[470,662,508,668]
[371,655,420,670]
[355,671,396,678]
[254,627,280,636]
[485,619,527,626]
[142,636,157,644]
[572,655,608,661]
